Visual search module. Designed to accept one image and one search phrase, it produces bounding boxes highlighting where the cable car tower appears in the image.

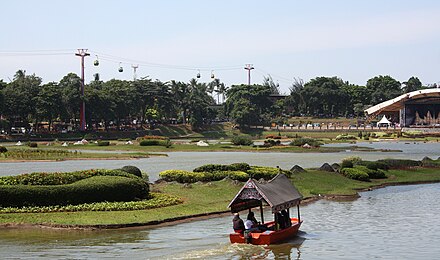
[75,49,90,131]
[132,64,139,80]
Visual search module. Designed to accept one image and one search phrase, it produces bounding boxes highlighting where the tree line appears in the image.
[0,70,435,132]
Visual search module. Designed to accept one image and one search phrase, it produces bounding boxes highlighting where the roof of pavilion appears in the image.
[365,88,440,116]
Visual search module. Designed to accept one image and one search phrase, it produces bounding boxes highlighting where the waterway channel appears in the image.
[1,183,439,259]
[1,141,439,182]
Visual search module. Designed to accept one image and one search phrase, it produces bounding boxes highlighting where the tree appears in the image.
[402,76,422,93]
[300,77,350,117]
[225,84,273,126]
[186,79,216,128]
[59,73,82,127]
[263,75,280,94]
[36,82,64,131]
[2,70,42,127]
[366,75,402,105]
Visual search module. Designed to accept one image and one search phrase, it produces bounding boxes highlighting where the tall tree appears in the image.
[36,82,64,131]
[59,73,82,127]
[402,76,422,93]
[2,70,42,127]
[366,75,402,105]
[263,75,280,95]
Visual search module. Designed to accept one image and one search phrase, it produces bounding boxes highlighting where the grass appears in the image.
[1,167,440,226]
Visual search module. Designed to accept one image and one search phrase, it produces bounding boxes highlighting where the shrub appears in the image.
[139,139,171,147]
[377,159,422,169]
[290,138,322,147]
[0,169,143,186]
[340,168,370,181]
[0,146,7,153]
[335,134,357,140]
[264,139,281,146]
[340,159,353,168]
[120,165,143,178]
[355,165,386,179]
[97,140,110,146]
[28,142,38,148]
[247,166,290,180]
[231,135,253,146]
[193,163,251,173]
[159,170,205,183]
[341,156,362,166]
[0,176,149,207]
[83,133,97,140]
[356,161,389,171]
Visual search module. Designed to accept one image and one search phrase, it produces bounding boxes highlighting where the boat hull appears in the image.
[229,218,302,245]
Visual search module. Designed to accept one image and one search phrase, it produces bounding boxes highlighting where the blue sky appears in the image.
[1,0,439,93]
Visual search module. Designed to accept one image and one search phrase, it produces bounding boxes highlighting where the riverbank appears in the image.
[1,167,440,230]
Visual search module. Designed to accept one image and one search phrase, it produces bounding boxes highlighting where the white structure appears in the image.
[376,115,392,127]
[196,140,209,147]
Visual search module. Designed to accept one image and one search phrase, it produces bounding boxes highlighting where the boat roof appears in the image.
[228,174,303,213]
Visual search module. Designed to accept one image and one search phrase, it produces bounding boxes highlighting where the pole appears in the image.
[259,203,264,224]
[297,204,301,223]
[244,64,254,86]
[75,49,90,131]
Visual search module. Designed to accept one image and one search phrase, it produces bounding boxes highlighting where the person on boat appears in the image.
[276,212,286,230]
[245,212,259,232]
[232,213,245,233]
[281,209,291,227]
[247,211,258,227]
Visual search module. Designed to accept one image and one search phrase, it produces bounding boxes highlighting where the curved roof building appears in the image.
[365,88,440,127]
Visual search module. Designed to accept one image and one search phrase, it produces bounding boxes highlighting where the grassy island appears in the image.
[1,158,440,228]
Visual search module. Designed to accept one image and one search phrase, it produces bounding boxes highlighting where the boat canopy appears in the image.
[228,174,302,213]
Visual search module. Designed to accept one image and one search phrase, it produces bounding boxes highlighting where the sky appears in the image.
[1,0,439,94]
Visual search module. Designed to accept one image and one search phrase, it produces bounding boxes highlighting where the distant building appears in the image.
[365,89,440,127]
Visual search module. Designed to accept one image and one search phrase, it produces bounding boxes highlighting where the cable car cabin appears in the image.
[228,174,303,245]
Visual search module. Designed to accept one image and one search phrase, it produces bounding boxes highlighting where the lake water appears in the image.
[1,183,439,259]
[1,141,439,182]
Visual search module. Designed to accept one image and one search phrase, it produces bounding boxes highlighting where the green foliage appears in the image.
[0,175,149,207]
[335,134,357,140]
[193,163,250,173]
[356,160,389,171]
[354,165,386,179]
[159,170,249,183]
[0,146,7,153]
[340,159,353,168]
[28,142,38,148]
[97,140,110,146]
[377,159,422,169]
[120,165,143,178]
[139,139,171,147]
[263,139,281,146]
[247,166,290,179]
[83,133,97,140]
[340,167,370,181]
[0,169,142,186]
[0,149,79,160]
[0,193,181,213]
[290,137,322,147]
[231,135,253,146]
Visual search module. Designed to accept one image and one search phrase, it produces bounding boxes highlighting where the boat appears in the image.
[228,174,303,245]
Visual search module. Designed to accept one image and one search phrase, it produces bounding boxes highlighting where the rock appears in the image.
[290,165,306,173]
[319,163,335,172]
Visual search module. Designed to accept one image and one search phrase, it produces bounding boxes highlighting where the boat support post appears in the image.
[259,203,264,224]
[297,204,301,222]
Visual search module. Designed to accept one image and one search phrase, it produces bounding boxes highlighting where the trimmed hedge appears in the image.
[335,134,357,140]
[231,135,253,146]
[356,160,389,171]
[0,176,149,207]
[247,166,290,179]
[159,170,249,183]
[355,166,386,179]
[193,163,251,173]
[120,165,143,178]
[340,168,370,181]
[97,140,110,146]
[139,139,171,147]
[0,169,143,186]
[377,159,422,169]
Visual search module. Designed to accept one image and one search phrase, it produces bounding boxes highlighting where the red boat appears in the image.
[228,174,303,245]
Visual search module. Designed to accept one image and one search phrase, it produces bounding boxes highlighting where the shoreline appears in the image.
[1,180,438,231]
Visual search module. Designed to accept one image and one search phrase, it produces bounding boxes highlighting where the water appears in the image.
[1,141,439,181]
[1,183,439,259]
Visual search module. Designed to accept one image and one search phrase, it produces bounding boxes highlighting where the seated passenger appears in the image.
[232,213,245,233]
[281,209,291,227]
[245,212,259,232]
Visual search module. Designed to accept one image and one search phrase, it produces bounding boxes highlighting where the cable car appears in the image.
[196,70,201,79]
[118,62,123,72]
[211,70,215,79]
[94,55,99,66]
